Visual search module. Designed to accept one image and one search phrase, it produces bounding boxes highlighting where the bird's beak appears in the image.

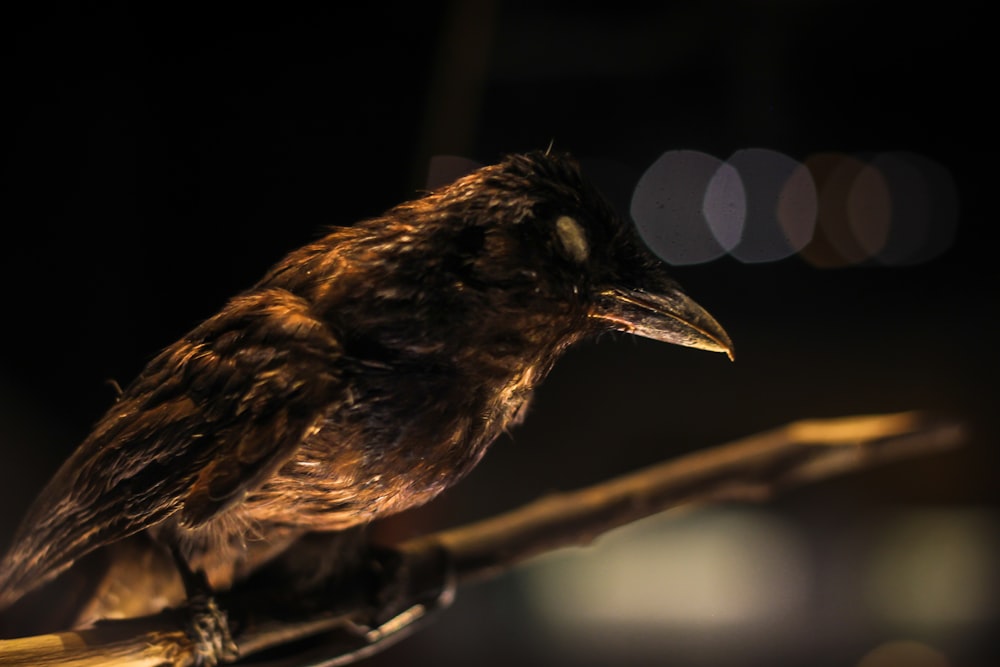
[591,285,735,361]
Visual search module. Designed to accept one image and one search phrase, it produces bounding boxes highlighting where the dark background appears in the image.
[1,2,995,666]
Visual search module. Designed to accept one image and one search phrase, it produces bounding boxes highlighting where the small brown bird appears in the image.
[0,150,732,614]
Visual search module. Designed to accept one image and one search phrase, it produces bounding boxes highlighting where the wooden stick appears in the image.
[0,411,965,666]
[399,411,962,584]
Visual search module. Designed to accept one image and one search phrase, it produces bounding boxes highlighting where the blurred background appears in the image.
[0,2,995,666]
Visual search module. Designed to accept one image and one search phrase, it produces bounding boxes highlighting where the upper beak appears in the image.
[591,285,735,361]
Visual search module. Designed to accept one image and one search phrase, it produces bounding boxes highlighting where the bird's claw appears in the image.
[185,593,239,667]
[365,544,456,629]
[335,579,455,663]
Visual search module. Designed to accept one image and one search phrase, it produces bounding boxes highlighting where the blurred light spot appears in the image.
[865,510,997,627]
[726,148,818,263]
[425,155,482,190]
[856,639,950,667]
[631,150,728,265]
[847,161,892,258]
[776,160,820,255]
[703,161,746,251]
[799,152,873,267]
[869,152,958,265]
[524,509,809,631]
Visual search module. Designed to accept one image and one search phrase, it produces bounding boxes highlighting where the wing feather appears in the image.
[0,287,341,609]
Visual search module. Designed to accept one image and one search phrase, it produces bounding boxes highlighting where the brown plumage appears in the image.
[0,151,732,613]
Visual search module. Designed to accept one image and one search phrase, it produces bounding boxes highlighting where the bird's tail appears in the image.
[0,534,75,612]
[0,485,111,613]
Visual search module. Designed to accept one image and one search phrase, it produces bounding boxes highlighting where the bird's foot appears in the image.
[169,545,239,666]
[183,592,239,667]
[365,544,455,629]
[317,545,455,661]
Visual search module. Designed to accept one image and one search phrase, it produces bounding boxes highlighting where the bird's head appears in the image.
[395,151,734,362]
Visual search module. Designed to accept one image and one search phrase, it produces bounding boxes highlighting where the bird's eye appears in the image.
[555,215,589,263]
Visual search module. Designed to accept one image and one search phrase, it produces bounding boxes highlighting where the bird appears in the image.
[0,150,733,617]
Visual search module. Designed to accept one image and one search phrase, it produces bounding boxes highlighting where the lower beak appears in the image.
[591,286,735,360]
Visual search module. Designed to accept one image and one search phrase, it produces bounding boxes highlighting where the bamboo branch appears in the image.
[0,411,966,667]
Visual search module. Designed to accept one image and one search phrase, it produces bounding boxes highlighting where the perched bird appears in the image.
[0,150,732,615]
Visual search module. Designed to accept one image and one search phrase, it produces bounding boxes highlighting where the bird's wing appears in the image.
[0,287,342,609]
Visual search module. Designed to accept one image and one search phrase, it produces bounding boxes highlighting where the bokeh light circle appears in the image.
[725,148,818,263]
[868,151,959,266]
[630,150,730,265]
[702,161,746,252]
